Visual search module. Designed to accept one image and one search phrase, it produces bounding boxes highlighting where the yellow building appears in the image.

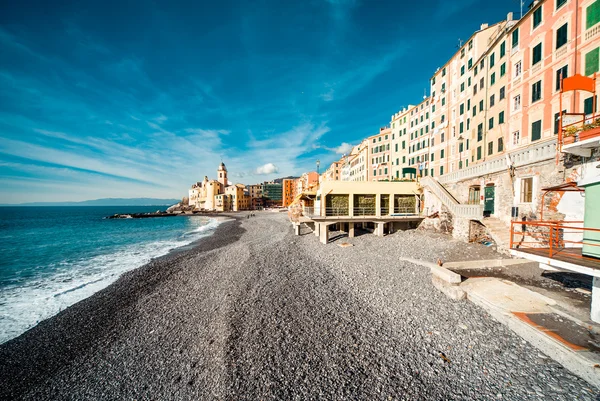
[188,163,251,212]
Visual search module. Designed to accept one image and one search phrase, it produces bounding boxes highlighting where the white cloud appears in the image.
[334,142,353,155]
[255,163,279,175]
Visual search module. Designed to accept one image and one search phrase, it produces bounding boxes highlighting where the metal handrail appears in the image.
[510,220,600,259]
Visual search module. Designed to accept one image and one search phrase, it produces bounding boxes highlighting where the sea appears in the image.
[0,206,220,344]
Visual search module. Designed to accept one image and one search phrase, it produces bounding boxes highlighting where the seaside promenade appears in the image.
[0,212,596,400]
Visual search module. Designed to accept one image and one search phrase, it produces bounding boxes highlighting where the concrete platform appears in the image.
[461,277,600,388]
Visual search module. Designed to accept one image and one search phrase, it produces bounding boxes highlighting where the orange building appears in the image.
[282,179,297,207]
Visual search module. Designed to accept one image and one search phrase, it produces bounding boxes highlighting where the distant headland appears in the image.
[1,198,182,207]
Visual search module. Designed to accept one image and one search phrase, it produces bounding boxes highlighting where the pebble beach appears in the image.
[0,212,596,400]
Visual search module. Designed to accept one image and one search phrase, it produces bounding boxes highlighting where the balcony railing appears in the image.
[439,140,557,184]
[510,220,600,262]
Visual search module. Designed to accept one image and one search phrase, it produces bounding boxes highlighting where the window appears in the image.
[498,137,504,152]
[468,58,473,69]
[532,80,543,103]
[490,53,495,67]
[440,166,444,175]
[514,94,521,111]
[460,82,465,92]
[468,186,480,204]
[460,122,464,133]
[461,65,465,76]
[556,65,568,91]
[585,96,598,115]
[459,142,464,153]
[461,48,465,58]
[442,97,446,106]
[488,141,493,155]
[533,6,542,29]
[489,117,494,130]
[499,111,505,124]
[587,1,600,29]
[469,40,473,50]
[556,0,567,10]
[432,105,435,112]
[477,146,482,160]
[474,66,478,76]
[585,47,599,76]
[480,78,484,89]
[531,119,542,141]
[490,94,495,107]
[500,42,506,58]
[556,23,568,49]
[532,43,543,65]
[513,131,520,145]
[460,104,464,115]
[473,106,477,116]
[441,149,445,158]
[479,100,484,112]
[477,123,483,141]
[442,67,446,77]
[474,85,478,95]
[521,178,533,203]
[491,72,496,85]
[512,28,519,48]
[500,63,506,77]
[500,86,506,100]
[514,60,522,78]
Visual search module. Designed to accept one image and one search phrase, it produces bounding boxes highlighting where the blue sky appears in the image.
[0,0,516,203]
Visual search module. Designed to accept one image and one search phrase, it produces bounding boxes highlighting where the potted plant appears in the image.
[562,126,579,144]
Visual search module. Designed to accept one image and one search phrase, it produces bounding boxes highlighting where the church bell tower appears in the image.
[218,162,228,188]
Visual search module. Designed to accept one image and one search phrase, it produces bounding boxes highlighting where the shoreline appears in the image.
[0,216,244,400]
[1,212,595,400]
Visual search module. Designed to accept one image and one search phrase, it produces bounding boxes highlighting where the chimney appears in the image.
[480,23,489,30]
[507,12,513,21]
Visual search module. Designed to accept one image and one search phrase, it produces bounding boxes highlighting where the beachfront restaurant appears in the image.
[304,180,423,244]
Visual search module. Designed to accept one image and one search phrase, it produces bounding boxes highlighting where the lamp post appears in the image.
[316,159,320,175]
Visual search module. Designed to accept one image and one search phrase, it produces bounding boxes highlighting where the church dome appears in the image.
[218,162,227,171]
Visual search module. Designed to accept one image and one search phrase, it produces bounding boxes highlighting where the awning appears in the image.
[402,167,417,175]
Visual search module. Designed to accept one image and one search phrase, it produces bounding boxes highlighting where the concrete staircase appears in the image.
[421,177,484,220]
[482,217,512,252]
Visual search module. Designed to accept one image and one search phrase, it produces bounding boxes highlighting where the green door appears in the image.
[484,186,495,215]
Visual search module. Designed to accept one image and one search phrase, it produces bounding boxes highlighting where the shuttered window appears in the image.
[556,65,568,91]
[585,47,600,76]
[532,80,542,102]
[512,28,519,48]
[532,43,543,65]
[531,120,542,141]
[556,23,568,49]
[533,6,542,29]
[500,42,506,58]
[587,1,600,29]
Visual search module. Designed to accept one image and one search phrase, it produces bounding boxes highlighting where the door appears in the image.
[484,185,495,215]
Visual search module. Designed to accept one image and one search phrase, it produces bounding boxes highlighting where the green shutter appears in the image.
[512,29,519,48]
[500,42,506,57]
[587,1,600,30]
[532,120,542,141]
[585,47,600,76]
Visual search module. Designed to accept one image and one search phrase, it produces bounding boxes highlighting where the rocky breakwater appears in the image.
[106,211,179,219]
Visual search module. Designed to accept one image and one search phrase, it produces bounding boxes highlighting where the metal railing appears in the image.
[324,207,350,217]
[510,220,600,260]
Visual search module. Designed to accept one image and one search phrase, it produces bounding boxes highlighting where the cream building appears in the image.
[188,162,251,212]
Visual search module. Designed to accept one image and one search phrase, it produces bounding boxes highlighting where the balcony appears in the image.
[585,24,600,42]
[562,126,600,158]
[439,140,557,184]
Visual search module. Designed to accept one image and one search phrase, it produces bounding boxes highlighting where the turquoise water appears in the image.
[0,206,220,344]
